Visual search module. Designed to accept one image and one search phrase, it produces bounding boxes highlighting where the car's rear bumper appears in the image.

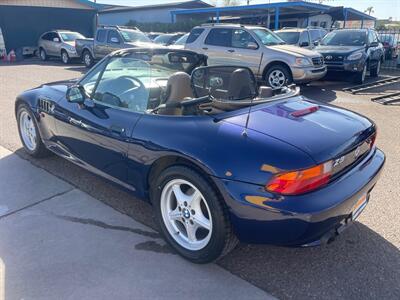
[291,66,327,83]
[213,148,385,245]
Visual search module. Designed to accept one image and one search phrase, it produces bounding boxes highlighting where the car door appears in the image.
[53,57,149,188]
[107,30,122,53]
[94,29,108,59]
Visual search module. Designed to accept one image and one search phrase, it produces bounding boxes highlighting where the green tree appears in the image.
[364,6,374,15]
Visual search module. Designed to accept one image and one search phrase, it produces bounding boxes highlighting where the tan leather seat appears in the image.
[227,68,256,100]
[160,72,194,115]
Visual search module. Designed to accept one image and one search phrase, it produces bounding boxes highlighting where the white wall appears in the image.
[307,14,332,28]
[99,8,176,25]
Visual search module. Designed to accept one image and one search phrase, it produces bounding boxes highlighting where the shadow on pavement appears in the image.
[12,147,400,300]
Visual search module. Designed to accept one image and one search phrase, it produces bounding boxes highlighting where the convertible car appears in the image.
[16,48,385,263]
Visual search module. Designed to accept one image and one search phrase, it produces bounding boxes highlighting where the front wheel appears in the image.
[82,50,94,68]
[152,166,238,263]
[353,64,367,84]
[61,50,70,64]
[370,59,381,77]
[17,104,50,158]
[39,48,47,61]
[264,65,292,89]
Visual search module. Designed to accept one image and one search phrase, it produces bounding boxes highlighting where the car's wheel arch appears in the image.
[262,61,293,81]
[147,155,220,205]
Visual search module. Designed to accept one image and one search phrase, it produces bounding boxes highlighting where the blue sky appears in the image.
[96,0,399,20]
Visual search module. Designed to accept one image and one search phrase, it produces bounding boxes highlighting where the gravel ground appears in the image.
[1,60,399,299]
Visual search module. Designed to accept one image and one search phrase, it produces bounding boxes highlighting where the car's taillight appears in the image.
[368,132,377,149]
[266,161,333,195]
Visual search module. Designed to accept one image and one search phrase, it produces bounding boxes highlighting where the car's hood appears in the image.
[41,79,79,93]
[315,45,365,54]
[64,41,75,47]
[270,44,320,58]
[221,97,375,163]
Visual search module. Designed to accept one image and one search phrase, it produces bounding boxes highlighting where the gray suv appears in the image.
[38,30,84,64]
[185,24,326,88]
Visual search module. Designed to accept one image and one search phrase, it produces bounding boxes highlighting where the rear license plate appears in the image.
[352,194,368,221]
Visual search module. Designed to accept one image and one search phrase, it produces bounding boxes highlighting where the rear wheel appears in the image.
[17,104,50,158]
[61,50,70,64]
[152,166,238,263]
[265,65,292,88]
[82,50,94,68]
[39,48,47,61]
[353,64,367,84]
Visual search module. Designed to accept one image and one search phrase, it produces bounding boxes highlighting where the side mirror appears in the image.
[313,40,320,46]
[110,37,120,44]
[191,66,257,100]
[369,41,379,48]
[300,41,310,47]
[66,85,85,104]
[247,42,259,50]
[53,37,60,43]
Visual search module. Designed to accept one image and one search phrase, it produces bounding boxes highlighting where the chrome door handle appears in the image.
[109,125,125,135]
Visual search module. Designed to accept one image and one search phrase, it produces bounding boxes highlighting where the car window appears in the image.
[79,59,109,96]
[154,35,173,45]
[187,28,204,44]
[253,28,285,46]
[299,31,309,45]
[41,33,52,41]
[309,30,321,42]
[276,32,300,45]
[96,30,107,42]
[174,33,189,45]
[107,30,121,44]
[60,32,84,42]
[205,28,232,47]
[231,29,258,49]
[120,30,151,43]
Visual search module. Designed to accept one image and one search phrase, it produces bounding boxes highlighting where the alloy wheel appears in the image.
[62,52,69,64]
[160,179,212,251]
[268,70,286,88]
[19,110,37,151]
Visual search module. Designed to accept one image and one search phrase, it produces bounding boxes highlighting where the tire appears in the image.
[264,64,292,89]
[152,166,238,264]
[82,50,94,68]
[16,103,50,158]
[39,48,47,61]
[353,64,367,84]
[61,50,70,64]
[370,59,381,77]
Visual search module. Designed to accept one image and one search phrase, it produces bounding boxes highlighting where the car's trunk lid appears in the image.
[220,97,375,164]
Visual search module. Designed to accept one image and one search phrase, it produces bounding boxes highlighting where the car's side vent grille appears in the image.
[38,98,53,113]
[312,57,324,67]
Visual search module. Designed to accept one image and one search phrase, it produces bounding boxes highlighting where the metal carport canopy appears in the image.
[170,1,376,29]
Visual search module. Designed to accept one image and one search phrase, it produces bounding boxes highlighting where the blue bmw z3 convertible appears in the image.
[15,48,385,263]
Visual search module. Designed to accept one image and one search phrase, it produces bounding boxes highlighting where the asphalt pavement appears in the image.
[0,60,399,299]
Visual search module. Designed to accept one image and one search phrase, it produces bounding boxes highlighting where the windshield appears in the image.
[120,30,151,43]
[154,35,173,45]
[174,33,189,45]
[253,28,286,46]
[60,32,84,42]
[275,32,300,44]
[379,34,393,43]
[321,31,367,46]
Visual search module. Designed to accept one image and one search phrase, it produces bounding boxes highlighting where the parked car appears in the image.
[379,33,399,59]
[168,33,189,49]
[315,28,385,84]
[146,32,163,40]
[75,25,153,68]
[153,33,185,46]
[275,27,327,49]
[38,30,85,64]
[185,24,326,88]
[15,47,385,263]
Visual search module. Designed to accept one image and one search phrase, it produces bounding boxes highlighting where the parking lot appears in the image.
[0,60,399,299]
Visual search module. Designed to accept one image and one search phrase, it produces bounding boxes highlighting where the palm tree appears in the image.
[364,6,375,15]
